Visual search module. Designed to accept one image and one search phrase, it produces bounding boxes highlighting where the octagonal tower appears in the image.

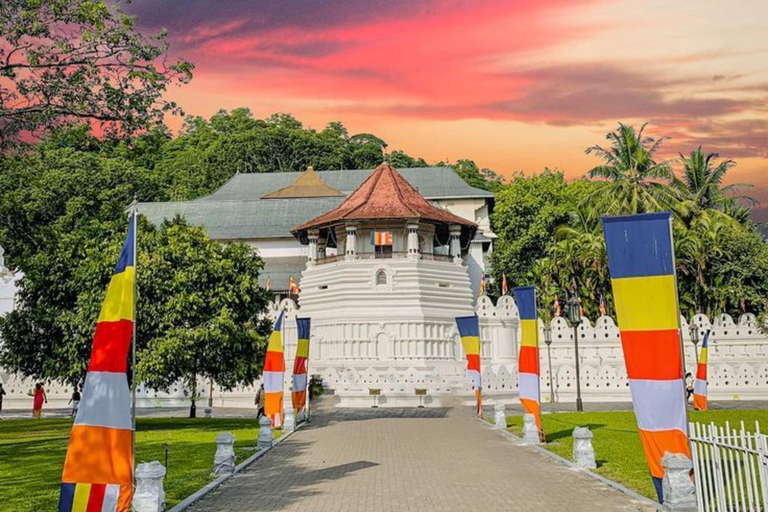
[290,163,480,406]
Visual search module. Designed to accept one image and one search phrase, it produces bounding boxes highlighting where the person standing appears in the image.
[0,383,6,415]
[68,386,81,418]
[255,383,265,420]
[32,382,47,419]
[685,372,694,402]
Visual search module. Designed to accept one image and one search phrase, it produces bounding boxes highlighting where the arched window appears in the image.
[376,269,388,286]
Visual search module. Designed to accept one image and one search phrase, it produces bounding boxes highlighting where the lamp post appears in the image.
[689,322,700,365]
[543,326,555,404]
[566,288,584,412]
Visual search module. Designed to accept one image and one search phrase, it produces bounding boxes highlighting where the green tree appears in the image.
[674,147,755,223]
[490,170,594,290]
[0,219,271,405]
[0,0,193,149]
[585,123,678,215]
[135,221,271,416]
[437,159,502,192]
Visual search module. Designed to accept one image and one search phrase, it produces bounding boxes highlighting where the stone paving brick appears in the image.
[187,399,657,511]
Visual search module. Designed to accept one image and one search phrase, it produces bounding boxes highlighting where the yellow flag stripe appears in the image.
[266,330,283,353]
[612,274,679,331]
[520,320,539,348]
[296,339,310,358]
[461,335,480,356]
[97,267,135,323]
[72,483,91,512]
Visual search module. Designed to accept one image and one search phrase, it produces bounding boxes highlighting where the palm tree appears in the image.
[672,146,756,220]
[585,123,679,215]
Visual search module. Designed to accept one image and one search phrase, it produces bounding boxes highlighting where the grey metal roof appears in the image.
[260,257,307,289]
[200,167,494,201]
[139,197,345,240]
[138,167,493,240]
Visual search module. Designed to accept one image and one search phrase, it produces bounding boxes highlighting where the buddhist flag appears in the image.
[502,273,508,295]
[59,213,136,512]
[264,312,285,427]
[371,231,393,245]
[479,275,486,297]
[553,295,561,317]
[456,315,482,418]
[292,318,311,416]
[693,330,710,411]
[599,294,607,317]
[603,212,690,503]
[514,286,544,441]
[289,276,300,295]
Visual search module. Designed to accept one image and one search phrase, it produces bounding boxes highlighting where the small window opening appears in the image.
[376,270,388,286]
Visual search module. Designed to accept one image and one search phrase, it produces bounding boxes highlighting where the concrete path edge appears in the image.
[477,417,663,511]
[167,422,305,512]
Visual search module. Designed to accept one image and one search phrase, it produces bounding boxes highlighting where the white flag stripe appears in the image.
[292,373,307,390]
[694,378,707,396]
[466,370,481,389]
[101,484,120,512]
[75,372,132,430]
[629,379,687,433]
[518,372,540,401]
[263,371,283,393]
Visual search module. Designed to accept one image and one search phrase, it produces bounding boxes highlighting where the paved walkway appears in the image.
[187,399,657,512]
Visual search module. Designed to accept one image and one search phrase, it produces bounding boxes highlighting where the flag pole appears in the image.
[130,197,138,485]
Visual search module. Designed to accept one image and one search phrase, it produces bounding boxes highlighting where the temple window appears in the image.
[376,269,388,286]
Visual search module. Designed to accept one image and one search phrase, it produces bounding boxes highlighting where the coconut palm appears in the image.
[675,147,756,219]
[585,123,679,215]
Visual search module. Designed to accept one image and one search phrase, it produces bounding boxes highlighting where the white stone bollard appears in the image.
[258,415,273,450]
[521,413,541,445]
[132,461,166,512]
[283,408,295,433]
[661,453,697,511]
[213,433,236,475]
[493,402,507,430]
[204,407,213,418]
[572,426,597,469]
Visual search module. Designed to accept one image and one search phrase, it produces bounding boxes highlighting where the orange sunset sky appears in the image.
[127,0,768,221]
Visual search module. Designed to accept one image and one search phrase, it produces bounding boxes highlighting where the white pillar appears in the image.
[213,433,236,475]
[572,427,596,469]
[406,222,420,259]
[132,462,166,512]
[345,224,358,261]
[308,230,319,266]
[449,225,462,263]
[318,237,327,260]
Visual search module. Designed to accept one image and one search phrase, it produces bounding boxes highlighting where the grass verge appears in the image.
[0,417,275,512]
[506,409,768,500]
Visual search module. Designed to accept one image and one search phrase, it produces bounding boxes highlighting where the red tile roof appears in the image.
[291,162,477,234]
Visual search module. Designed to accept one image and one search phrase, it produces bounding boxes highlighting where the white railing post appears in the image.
[689,420,768,512]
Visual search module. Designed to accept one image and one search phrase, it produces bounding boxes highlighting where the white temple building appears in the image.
[2,165,768,409]
[287,163,504,406]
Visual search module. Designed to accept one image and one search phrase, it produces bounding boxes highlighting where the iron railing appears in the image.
[690,420,768,511]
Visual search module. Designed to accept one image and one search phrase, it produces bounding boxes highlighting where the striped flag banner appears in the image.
[371,231,393,246]
[59,213,136,512]
[292,318,311,417]
[693,329,710,411]
[602,212,690,504]
[264,312,285,427]
[514,286,544,441]
[455,315,482,418]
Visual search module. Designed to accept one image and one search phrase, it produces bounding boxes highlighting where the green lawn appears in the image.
[506,409,768,500]
[0,417,275,512]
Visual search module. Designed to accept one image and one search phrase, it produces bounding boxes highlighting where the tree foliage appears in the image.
[0,0,193,149]
[492,123,768,320]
